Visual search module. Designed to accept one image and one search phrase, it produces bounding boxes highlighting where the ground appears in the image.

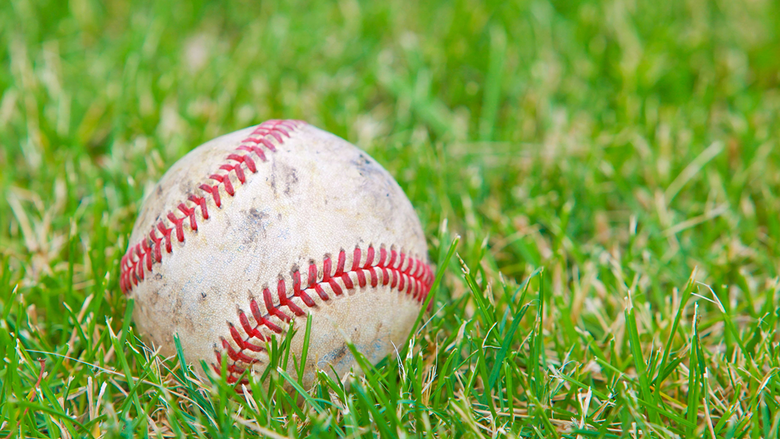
[1,0,779,437]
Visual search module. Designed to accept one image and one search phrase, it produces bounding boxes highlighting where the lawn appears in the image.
[1,0,780,437]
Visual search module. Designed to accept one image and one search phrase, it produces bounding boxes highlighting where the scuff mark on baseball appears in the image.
[120,120,433,390]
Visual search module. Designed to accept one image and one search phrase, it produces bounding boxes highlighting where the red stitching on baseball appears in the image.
[278,279,306,316]
[178,203,197,232]
[188,195,209,219]
[150,229,163,262]
[216,245,434,387]
[157,221,173,253]
[142,241,152,271]
[251,299,283,334]
[120,120,305,294]
[264,287,292,322]
[167,212,185,243]
[133,244,144,283]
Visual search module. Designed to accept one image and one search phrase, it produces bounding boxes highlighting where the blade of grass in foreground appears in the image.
[686,303,702,437]
[296,313,313,389]
[529,269,545,402]
[277,368,325,413]
[653,268,696,396]
[624,290,659,425]
[410,234,460,337]
[487,267,541,390]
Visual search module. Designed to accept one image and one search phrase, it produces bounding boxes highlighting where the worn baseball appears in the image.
[120,120,433,389]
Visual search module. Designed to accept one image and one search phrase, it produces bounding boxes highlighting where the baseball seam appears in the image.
[214,245,434,387]
[119,119,305,294]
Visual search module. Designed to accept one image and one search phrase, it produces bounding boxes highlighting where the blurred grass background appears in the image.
[1,0,780,437]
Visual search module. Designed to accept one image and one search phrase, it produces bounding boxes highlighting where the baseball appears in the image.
[120,120,433,390]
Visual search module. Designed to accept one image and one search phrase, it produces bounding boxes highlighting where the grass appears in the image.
[1,0,780,437]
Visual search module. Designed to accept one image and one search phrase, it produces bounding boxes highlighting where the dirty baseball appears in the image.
[120,120,433,389]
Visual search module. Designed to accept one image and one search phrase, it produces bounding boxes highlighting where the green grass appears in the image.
[2,0,780,437]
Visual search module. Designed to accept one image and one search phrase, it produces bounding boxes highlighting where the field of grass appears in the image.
[2,0,780,437]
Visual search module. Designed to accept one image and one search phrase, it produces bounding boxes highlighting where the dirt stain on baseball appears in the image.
[240,207,269,244]
[269,161,300,198]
